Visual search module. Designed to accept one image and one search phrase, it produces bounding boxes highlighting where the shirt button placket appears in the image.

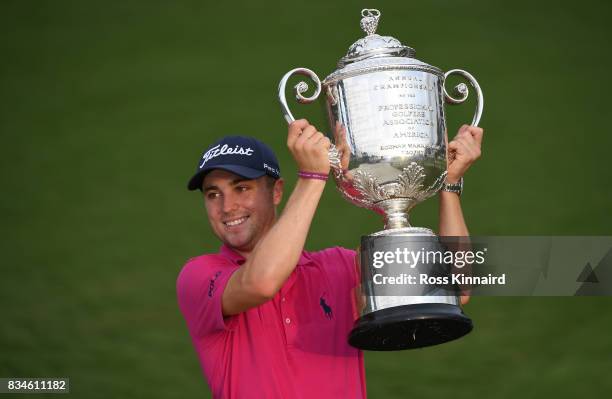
[281,295,296,346]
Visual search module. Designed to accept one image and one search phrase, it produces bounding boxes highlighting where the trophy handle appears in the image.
[278,68,343,175]
[443,69,484,126]
[278,68,322,124]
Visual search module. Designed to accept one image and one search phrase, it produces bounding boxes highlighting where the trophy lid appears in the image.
[337,9,416,68]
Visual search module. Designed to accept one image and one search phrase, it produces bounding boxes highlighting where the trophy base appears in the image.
[348,303,473,351]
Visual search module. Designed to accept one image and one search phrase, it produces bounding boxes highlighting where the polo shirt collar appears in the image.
[219,244,311,266]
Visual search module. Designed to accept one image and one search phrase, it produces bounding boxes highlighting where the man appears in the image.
[177,120,483,398]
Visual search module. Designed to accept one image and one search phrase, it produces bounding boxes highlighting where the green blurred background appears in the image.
[1,0,611,397]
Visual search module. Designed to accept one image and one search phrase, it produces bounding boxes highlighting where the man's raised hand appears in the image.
[287,119,331,175]
[447,125,484,183]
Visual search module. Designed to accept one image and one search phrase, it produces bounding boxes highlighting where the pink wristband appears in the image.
[298,171,329,181]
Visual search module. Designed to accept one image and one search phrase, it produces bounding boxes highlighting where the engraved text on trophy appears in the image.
[342,70,443,160]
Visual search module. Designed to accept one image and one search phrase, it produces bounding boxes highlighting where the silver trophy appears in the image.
[278,9,483,350]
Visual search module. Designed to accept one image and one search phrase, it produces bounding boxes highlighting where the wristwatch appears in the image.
[442,177,463,196]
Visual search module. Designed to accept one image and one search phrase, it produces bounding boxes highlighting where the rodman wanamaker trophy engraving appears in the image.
[278,9,484,350]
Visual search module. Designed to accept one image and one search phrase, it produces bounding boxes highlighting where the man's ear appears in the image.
[272,178,284,206]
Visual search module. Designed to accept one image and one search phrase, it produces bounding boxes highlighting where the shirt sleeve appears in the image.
[319,247,361,288]
[335,246,360,288]
[176,257,239,338]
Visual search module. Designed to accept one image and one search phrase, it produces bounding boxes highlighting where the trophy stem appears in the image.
[378,199,416,230]
[384,211,410,230]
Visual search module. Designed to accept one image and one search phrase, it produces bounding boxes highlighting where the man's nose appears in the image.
[221,193,239,214]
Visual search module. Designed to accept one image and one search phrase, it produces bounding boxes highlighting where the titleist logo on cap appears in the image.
[200,144,254,168]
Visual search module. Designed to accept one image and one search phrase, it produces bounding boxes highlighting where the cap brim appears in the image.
[187,165,267,191]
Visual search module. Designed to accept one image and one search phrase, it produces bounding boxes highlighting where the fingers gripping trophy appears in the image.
[278,9,484,350]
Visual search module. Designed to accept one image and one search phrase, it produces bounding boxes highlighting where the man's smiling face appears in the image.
[202,169,283,256]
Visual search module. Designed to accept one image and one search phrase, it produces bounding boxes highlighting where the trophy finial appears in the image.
[360,9,380,36]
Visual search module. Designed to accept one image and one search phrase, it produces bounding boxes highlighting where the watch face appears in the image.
[443,178,463,195]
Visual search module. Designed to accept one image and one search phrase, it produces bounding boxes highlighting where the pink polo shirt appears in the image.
[177,245,366,399]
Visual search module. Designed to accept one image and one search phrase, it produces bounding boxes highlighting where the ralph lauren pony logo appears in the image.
[320,294,333,319]
[208,271,222,297]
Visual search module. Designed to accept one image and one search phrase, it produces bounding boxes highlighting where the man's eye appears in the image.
[206,192,220,199]
[236,186,249,192]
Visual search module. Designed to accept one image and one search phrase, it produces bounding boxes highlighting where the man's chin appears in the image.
[223,236,254,254]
